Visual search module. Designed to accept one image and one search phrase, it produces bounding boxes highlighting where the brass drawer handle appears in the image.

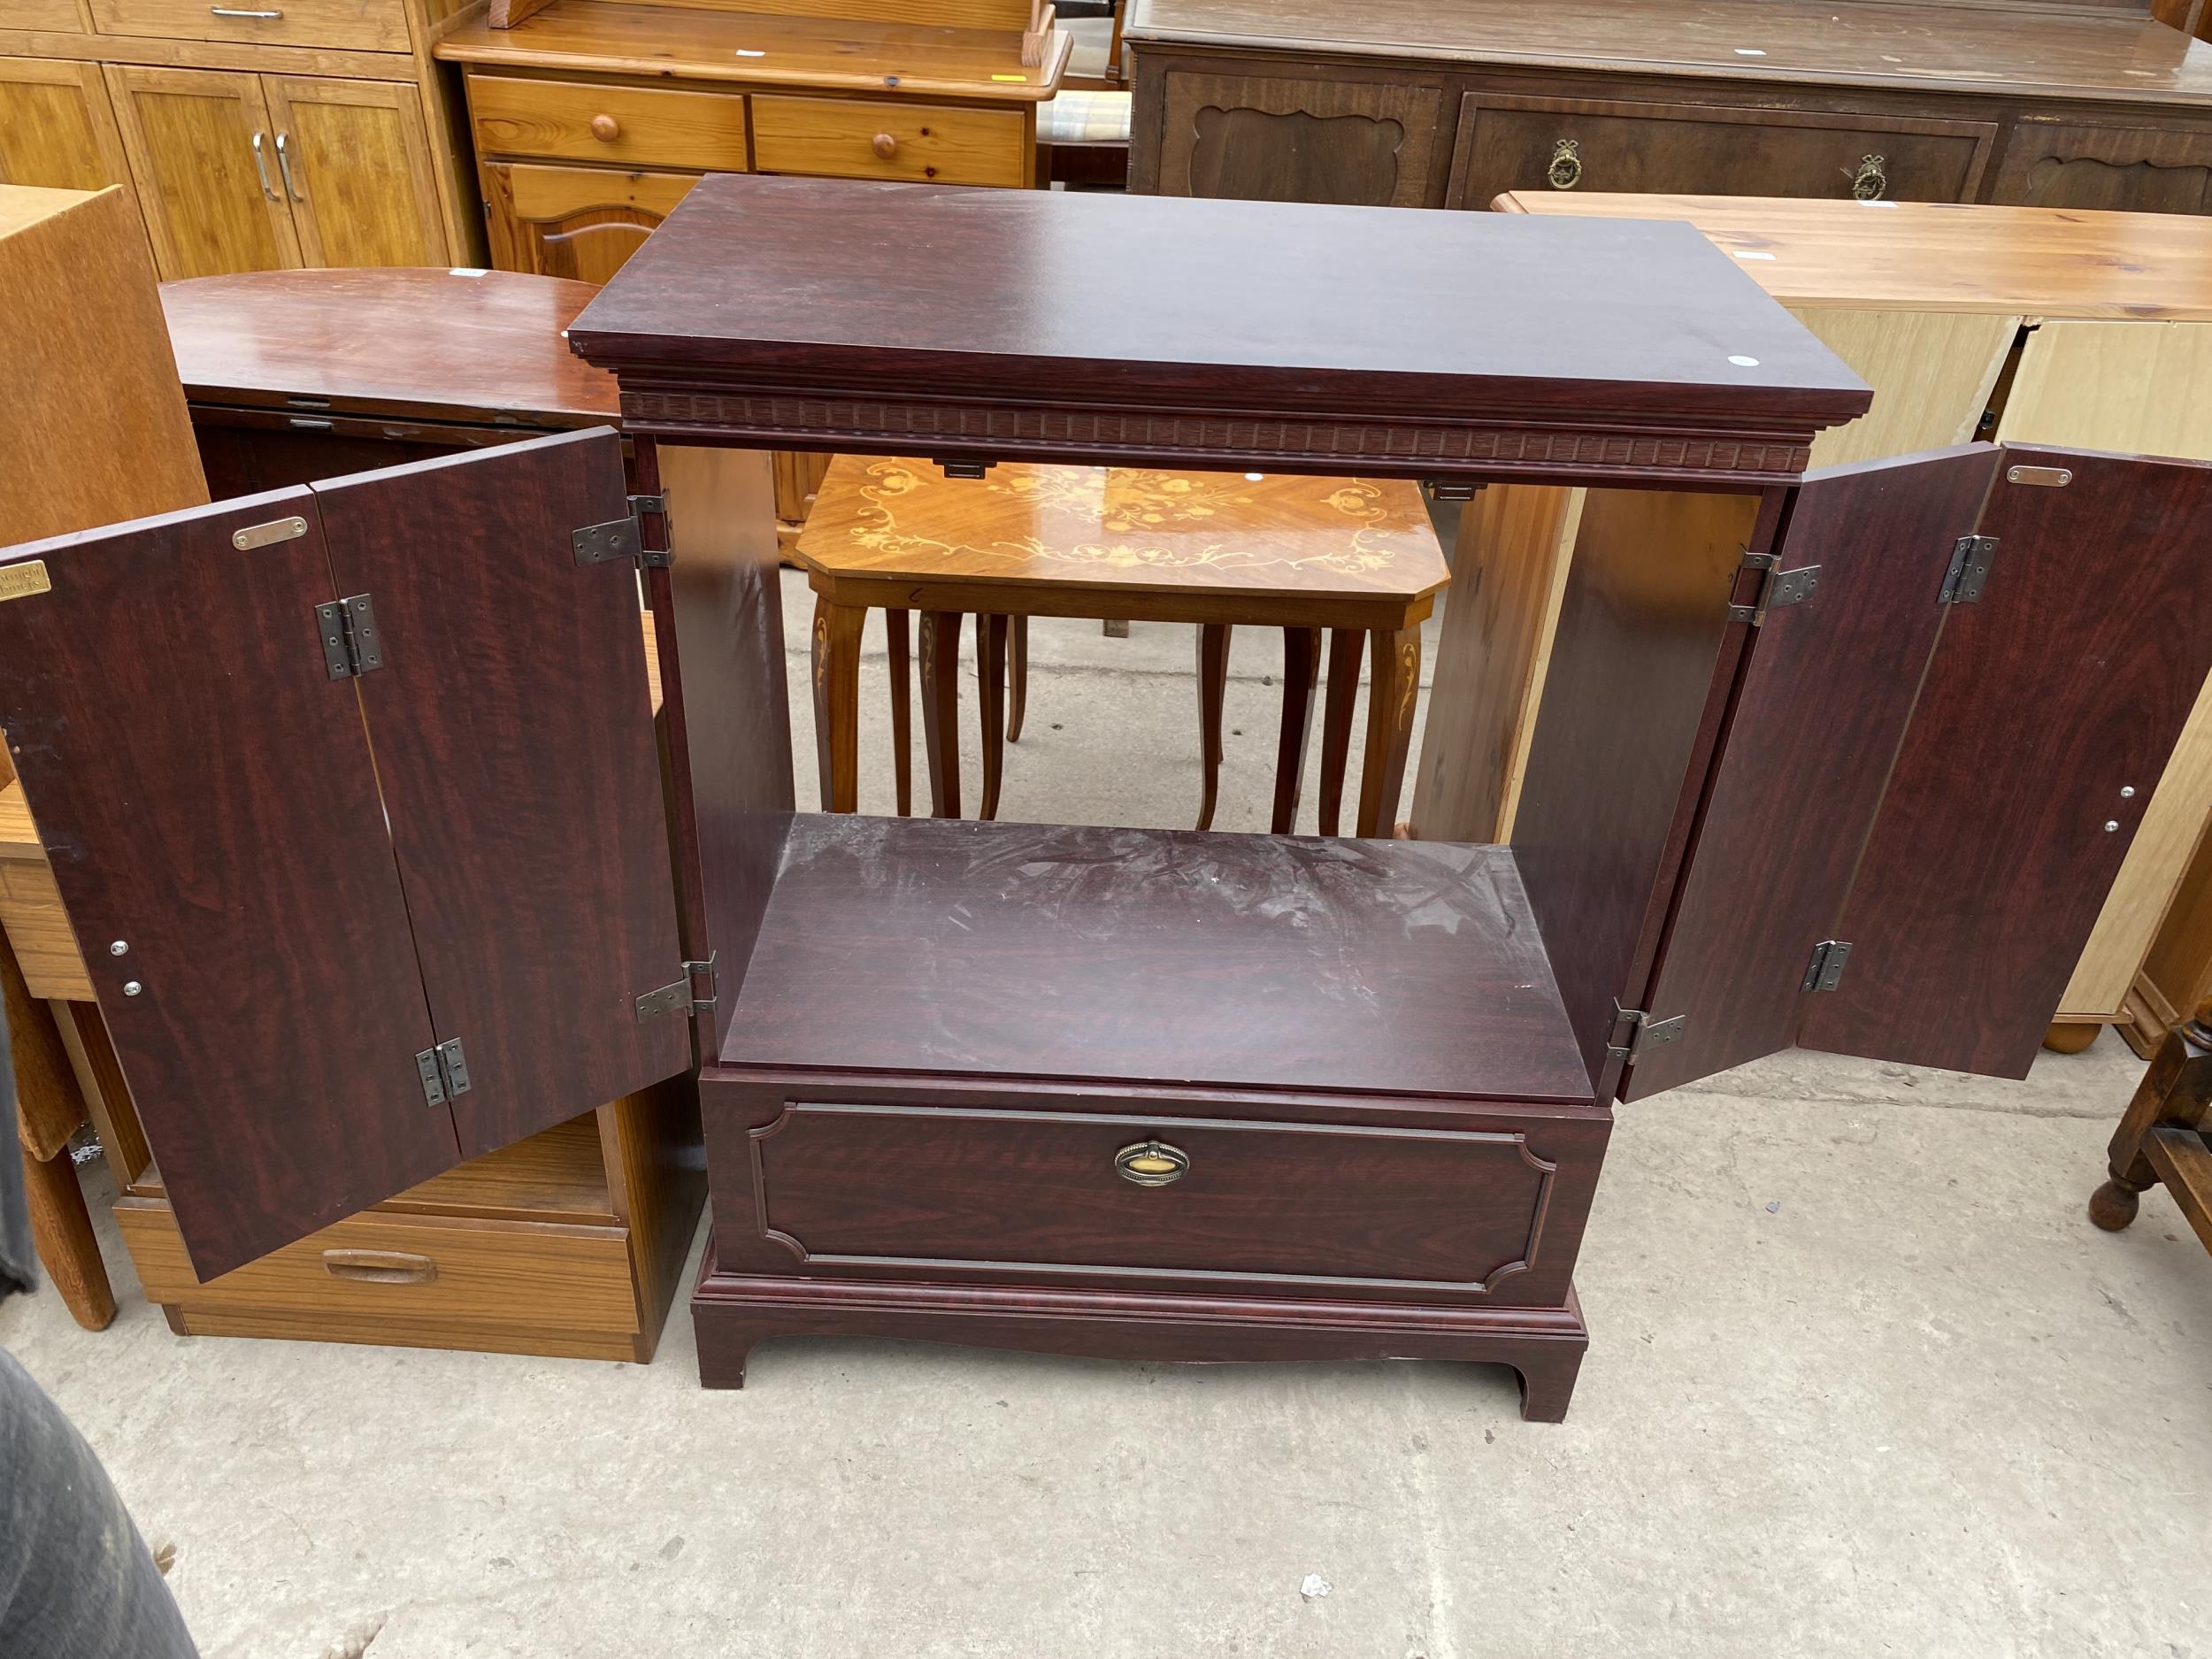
[1850,153,1887,201]
[590,113,620,142]
[1548,137,1581,190]
[321,1248,437,1285]
[872,132,898,158]
[1115,1140,1188,1187]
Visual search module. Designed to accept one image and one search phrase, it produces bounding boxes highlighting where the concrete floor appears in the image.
[4,576,2209,1657]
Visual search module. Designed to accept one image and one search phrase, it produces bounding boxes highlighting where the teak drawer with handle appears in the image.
[1445,94,1996,209]
[468,73,750,173]
[750,94,1026,187]
[116,1200,641,1333]
[724,1095,1607,1304]
[88,0,411,54]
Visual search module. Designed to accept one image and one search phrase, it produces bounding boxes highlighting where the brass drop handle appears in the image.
[321,1248,437,1285]
[1850,153,1887,201]
[1548,137,1582,190]
[872,132,898,158]
[590,113,620,142]
[1115,1140,1189,1187]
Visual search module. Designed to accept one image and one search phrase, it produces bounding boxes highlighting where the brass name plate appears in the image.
[0,560,51,604]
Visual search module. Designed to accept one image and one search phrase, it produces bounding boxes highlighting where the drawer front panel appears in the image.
[1447,94,1994,210]
[738,1097,1607,1302]
[751,95,1025,188]
[0,0,85,31]
[88,0,411,53]
[1992,122,2212,216]
[469,74,749,173]
[0,857,91,1001]
[117,1201,641,1333]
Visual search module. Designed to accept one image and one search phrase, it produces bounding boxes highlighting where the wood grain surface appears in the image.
[162,266,616,425]
[1625,447,2001,1100]
[719,814,1591,1105]
[1494,192,2212,319]
[1803,445,2212,1076]
[569,173,1870,464]
[312,430,691,1158]
[0,493,456,1279]
[1123,0,2212,101]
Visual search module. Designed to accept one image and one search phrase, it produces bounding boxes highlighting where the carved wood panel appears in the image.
[1993,121,2212,214]
[1153,69,1446,206]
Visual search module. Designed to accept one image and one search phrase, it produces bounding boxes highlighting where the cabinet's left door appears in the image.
[103,65,301,280]
[0,492,459,1279]
[0,58,137,205]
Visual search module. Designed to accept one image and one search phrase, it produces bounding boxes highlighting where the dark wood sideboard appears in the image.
[6,177,2212,1421]
[1125,0,2212,215]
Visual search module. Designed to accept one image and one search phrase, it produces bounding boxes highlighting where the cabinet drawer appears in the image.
[1446,93,1995,209]
[1992,122,2212,216]
[117,1200,641,1333]
[0,0,85,31]
[734,1097,1605,1300]
[751,95,1025,187]
[0,858,91,1001]
[469,73,749,173]
[87,0,410,55]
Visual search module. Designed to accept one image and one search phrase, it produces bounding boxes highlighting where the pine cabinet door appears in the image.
[262,76,449,268]
[483,160,696,283]
[0,57,136,199]
[104,64,300,279]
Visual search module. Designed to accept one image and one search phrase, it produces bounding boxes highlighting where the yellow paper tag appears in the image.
[0,560,50,604]
[991,73,1027,81]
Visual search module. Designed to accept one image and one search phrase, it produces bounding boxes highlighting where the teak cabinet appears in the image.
[1125,0,2212,216]
[8,177,2212,1421]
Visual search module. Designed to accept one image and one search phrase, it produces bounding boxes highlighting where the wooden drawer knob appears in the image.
[321,1248,437,1284]
[590,113,620,142]
[872,132,898,158]
[1115,1140,1188,1187]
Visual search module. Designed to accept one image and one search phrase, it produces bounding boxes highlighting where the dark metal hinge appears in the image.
[1800,939,1853,994]
[314,594,385,679]
[1607,999,1688,1063]
[1728,550,1822,625]
[634,952,718,1023]
[414,1037,472,1108]
[573,493,672,571]
[1939,534,1999,604]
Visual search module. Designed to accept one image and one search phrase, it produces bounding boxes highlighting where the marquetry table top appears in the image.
[795,457,1450,605]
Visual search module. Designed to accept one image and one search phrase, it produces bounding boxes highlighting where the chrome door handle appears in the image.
[211,6,284,15]
[250,130,278,200]
[275,130,303,201]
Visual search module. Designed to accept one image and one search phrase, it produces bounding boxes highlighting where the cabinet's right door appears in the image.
[1801,446,2212,1076]
[1620,446,1998,1101]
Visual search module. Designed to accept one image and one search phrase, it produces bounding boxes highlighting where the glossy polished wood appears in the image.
[719,814,1592,1105]
[436,0,1070,97]
[569,173,1870,485]
[163,266,617,425]
[1494,191,2212,319]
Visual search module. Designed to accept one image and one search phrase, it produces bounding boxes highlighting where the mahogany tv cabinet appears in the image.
[4,177,2211,1422]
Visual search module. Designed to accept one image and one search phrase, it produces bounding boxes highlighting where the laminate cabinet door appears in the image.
[104,64,300,278]
[262,77,449,267]
[0,492,453,1281]
[1444,95,1995,210]
[1145,68,1445,205]
[1992,121,2212,215]
[483,160,696,283]
[0,58,135,198]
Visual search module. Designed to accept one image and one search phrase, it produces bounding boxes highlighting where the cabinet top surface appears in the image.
[1494,194,2212,319]
[1125,0,2212,104]
[797,457,1449,604]
[161,267,621,424]
[435,0,1068,98]
[720,815,1596,1106]
[570,174,1870,430]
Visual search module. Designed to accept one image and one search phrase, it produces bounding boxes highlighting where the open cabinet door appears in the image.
[311,429,693,1158]
[0,493,455,1279]
[1801,446,2212,1077]
[1620,448,1999,1101]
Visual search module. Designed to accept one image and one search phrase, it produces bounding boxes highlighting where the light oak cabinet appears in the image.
[0,57,135,198]
[482,159,695,284]
[105,64,446,278]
